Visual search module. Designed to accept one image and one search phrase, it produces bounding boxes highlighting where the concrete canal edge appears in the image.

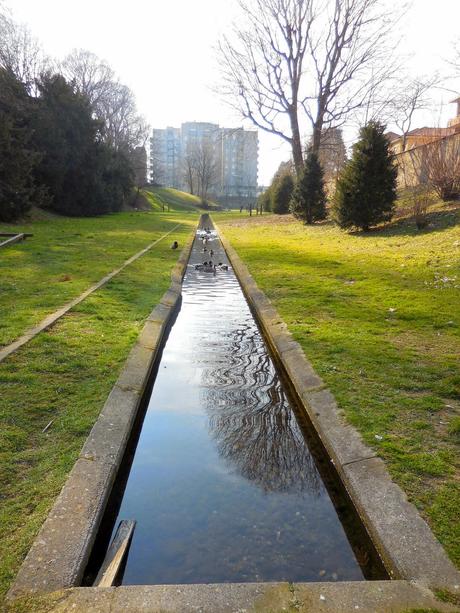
[7,226,196,600]
[7,580,460,612]
[6,216,460,612]
[215,219,460,591]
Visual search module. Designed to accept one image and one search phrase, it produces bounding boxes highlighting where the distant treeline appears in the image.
[0,9,147,222]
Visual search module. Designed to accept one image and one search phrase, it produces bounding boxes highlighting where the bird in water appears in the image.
[171,241,178,249]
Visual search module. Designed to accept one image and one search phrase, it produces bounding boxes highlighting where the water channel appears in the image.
[96,220,385,585]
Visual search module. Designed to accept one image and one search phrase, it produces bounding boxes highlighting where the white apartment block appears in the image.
[149,122,258,198]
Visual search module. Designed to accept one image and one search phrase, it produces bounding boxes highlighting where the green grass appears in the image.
[215,203,460,567]
[433,587,460,606]
[145,186,212,210]
[0,196,198,601]
[0,190,197,347]
[142,187,199,211]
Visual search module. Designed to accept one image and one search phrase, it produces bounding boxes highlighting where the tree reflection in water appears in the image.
[202,321,322,496]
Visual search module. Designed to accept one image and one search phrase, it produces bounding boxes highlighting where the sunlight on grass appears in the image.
[0,198,197,600]
[217,205,460,567]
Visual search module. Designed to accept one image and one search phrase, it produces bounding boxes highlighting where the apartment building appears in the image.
[150,127,182,188]
[149,122,258,198]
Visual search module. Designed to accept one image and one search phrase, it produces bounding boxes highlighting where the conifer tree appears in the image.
[272,173,294,214]
[334,122,397,231]
[290,151,327,224]
[0,68,42,222]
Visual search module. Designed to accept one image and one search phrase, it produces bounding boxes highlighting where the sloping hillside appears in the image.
[143,187,220,211]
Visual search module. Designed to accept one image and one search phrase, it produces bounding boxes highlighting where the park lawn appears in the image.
[0,189,198,347]
[0,222,195,600]
[0,194,197,600]
[146,186,204,210]
[215,204,460,567]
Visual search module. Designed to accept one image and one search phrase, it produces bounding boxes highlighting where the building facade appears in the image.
[387,97,460,155]
[150,127,182,188]
[149,122,258,198]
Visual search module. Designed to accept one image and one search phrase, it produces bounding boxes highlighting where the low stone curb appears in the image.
[215,220,460,590]
[7,580,458,612]
[7,227,196,600]
[0,223,183,364]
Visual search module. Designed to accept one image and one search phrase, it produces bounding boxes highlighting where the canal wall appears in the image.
[8,228,196,599]
[215,219,460,589]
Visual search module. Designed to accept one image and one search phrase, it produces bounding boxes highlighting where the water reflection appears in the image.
[205,323,321,496]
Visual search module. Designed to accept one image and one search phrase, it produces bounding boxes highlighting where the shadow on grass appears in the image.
[349,204,460,238]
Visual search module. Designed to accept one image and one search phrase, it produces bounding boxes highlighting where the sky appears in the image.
[7,0,460,185]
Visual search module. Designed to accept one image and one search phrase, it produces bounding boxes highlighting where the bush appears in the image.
[334,121,397,231]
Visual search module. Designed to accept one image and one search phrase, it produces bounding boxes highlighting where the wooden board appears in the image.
[94,519,136,587]
[0,233,33,237]
[0,234,25,248]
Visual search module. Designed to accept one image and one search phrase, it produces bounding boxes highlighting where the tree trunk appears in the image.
[289,108,304,176]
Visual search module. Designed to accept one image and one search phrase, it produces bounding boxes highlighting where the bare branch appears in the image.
[218,0,403,174]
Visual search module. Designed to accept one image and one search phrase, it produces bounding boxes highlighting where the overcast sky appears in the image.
[8,0,460,185]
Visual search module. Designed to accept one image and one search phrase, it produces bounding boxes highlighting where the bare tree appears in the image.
[309,126,347,190]
[220,0,313,175]
[100,82,149,152]
[61,49,114,108]
[219,0,401,175]
[420,136,460,201]
[182,148,198,195]
[0,6,50,91]
[62,49,148,153]
[306,0,400,153]
[192,141,219,201]
[447,39,460,77]
[389,75,441,151]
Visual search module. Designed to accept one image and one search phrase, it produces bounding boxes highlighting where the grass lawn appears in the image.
[0,190,198,600]
[144,186,220,211]
[142,186,202,211]
[0,193,197,348]
[215,203,460,568]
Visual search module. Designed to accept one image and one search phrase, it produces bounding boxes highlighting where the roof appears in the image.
[406,127,452,136]
[385,131,400,141]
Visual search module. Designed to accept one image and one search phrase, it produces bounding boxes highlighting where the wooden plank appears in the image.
[0,234,25,248]
[42,420,54,433]
[0,233,33,237]
[94,519,136,587]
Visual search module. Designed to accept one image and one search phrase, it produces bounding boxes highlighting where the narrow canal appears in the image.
[106,221,379,585]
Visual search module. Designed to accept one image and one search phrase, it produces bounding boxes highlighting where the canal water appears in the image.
[108,222,373,585]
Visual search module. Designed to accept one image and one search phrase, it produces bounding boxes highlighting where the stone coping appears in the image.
[8,226,196,600]
[7,581,459,612]
[214,219,460,590]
